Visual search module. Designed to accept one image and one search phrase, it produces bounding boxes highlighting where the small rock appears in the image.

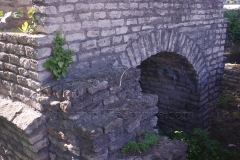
[228,144,236,147]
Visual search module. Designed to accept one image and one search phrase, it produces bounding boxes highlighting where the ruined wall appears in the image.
[0,99,47,160]
[32,66,159,160]
[0,33,52,110]
[32,0,226,75]
[0,0,227,159]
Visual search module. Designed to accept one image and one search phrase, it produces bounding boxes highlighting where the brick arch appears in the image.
[120,29,209,132]
[120,29,208,86]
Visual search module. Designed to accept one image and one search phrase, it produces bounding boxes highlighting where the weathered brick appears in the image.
[87,31,99,38]
[64,14,76,22]
[79,12,92,20]
[9,54,19,65]
[62,22,81,31]
[59,4,74,12]
[112,36,123,44]
[82,40,97,50]
[111,19,124,27]
[105,3,118,9]
[97,37,111,47]
[127,19,138,25]
[109,11,122,19]
[94,12,106,19]
[116,27,128,35]
[89,3,104,10]
[66,32,86,41]
[82,21,98,28]
[101,29,115,37]
[98,20,111,28]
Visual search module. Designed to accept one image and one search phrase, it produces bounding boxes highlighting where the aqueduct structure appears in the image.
[0,0,226,159]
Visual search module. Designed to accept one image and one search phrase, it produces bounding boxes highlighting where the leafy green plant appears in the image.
[232,111,239,117]
[218,93,233,108]
[224,10,240,44]
[121,131,159,153]
[166,128,238,160]
[11,9,22,18]
[43,30,74,80]
[0,11,3,17]
[18,8,36,34]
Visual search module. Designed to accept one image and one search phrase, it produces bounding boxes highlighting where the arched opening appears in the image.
[138,52,200,133]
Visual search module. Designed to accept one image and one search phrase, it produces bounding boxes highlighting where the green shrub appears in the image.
[166,128,238,160]
[224,10,240,44]
[121,131,159,153]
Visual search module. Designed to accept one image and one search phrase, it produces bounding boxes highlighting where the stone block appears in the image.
[97,37,110,47]
[109,11,122,19]
[59,4,74,12]
[101,29,115,37]
[126,119,140,133]
[98,20,111,28]
[89,3,104,10]
[30,59,46,72]
[32,137,49,153]
[111,19,125,27]
[8,54,19,65]
[103,95,119,106]
[66,32,85,41]
[64,14,76,22]
[76,123,103,140]
[12,107,45,135]
[0,100,23,122]
[103,118,123,134]
[87,31,99,38]
[79,12,92,20]
[82,40,97,50]
[82,21,98,28]
[83,136,109,152]
[87,81,108,94]
[92,91,109,103]
[116,27,128,35]
[82,148,108,160]
[94,12,106,19]
[105,3,118,9]
[62,22,81,31]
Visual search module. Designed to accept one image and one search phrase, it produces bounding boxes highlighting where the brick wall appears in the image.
[0,33,52,110]
[0,0,227,159]
[0,99,47,160]
[32,0,226,76]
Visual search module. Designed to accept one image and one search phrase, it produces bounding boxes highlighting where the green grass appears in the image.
[218,93,234,108]
[121,131,159,153]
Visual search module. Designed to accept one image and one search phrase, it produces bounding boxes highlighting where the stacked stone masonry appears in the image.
[0,99,48,160]
[0,33,53,110]
[0,0,227,159]
[221,63,240,96]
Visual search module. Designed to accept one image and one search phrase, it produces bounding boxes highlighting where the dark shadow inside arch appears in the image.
[137,52,200,133]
